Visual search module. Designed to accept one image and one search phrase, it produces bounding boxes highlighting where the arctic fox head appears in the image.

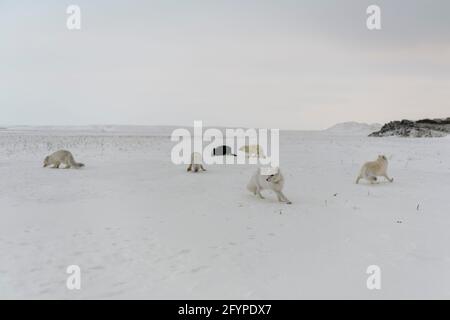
[43,156,50,167]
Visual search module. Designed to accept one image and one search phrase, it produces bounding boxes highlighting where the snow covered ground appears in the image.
[1,126,450,299]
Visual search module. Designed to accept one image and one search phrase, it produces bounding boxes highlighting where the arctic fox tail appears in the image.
[247,182,256,193]
[356,165,367,183]
[71,161,85,168]
[68,155,84,168]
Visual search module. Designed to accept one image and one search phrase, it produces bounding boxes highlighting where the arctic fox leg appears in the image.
[256,187,265,199]
[383,174,394,182]
[277,191,292,204]
[200,165,206,171]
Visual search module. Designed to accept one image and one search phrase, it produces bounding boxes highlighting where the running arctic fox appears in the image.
[247,167,291,204]
[43,150,85,169]
[356,155,393,184]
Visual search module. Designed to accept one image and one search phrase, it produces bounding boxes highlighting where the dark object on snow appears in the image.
[213,145,237,156]
[369,117,450,138]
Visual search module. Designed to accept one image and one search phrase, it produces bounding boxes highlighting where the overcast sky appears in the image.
[1,0,449,130]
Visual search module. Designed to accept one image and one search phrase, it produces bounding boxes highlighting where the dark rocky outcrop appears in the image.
[370,118,450,137]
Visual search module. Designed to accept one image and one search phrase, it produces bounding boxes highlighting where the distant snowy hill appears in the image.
[324,122,382,135]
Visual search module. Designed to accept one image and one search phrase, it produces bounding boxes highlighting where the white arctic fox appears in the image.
[187,152,206,172]
[43,150,85,169]
[239,144,266,158]
[356,155,393,184]
[247,167,292,204]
